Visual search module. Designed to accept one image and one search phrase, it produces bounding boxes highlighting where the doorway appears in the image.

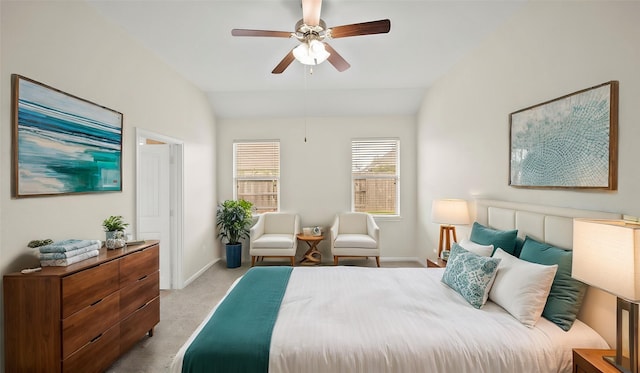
[136,128,184,289]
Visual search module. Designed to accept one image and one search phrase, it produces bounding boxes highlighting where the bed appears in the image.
[171,199,620,373]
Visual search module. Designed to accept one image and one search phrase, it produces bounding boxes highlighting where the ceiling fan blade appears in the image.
[302,0,322,26]
[231,29,292,38]
[323,43,350,72]
[329,19,391,39]
[272,50,296,74]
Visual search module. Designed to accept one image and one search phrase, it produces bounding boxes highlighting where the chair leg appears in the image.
[375,256,380,267]
[251,256,255,267]
[334,256,339,266]
[290,257,295,266]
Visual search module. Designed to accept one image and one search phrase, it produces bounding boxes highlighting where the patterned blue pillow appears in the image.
[441,243,502,308]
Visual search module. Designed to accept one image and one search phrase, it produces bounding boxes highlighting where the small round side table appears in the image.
[297,234,324,265]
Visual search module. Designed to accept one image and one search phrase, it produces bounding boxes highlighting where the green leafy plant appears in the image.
[102,215,129,232]
[216,199,253,245]
[27,239,53,248]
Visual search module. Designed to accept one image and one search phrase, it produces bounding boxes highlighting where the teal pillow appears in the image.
[519,236,587,331]
[469,222,518,255]
[441,243,502,309]
[514,237,525,257]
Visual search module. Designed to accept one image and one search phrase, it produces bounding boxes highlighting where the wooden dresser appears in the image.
[3,240,160,372]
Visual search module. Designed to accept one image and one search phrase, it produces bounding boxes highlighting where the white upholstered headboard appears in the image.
[474,199,621,348]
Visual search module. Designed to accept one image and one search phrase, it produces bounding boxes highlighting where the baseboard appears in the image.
[182,258,219,288]
[381,256,424,264]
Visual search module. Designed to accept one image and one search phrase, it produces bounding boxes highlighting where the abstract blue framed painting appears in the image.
[12,75,123,197]
[509,81,618,190]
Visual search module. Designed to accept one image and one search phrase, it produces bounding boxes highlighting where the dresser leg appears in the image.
[148,328,154,337]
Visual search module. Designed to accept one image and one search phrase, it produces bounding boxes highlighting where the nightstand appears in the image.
[573,349,619,373]
[426,258,447,268]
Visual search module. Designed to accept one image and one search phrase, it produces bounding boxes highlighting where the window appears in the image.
[233,141,280,214]
[351,139,399,216]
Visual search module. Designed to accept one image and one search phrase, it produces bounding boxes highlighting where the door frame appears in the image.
[135,128,184,289]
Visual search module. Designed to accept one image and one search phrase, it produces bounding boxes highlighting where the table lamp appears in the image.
[573,218,640,373]
[431,199,470,258]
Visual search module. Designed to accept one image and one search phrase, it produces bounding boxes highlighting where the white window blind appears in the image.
[351,139,399,216]
[233,141,280,214]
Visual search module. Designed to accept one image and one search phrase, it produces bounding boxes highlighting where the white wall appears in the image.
[217,116,417,262]
[417,1,640,259]
[0,2,217,369]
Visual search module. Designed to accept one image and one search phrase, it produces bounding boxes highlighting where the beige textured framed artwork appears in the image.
[509,81,618,190]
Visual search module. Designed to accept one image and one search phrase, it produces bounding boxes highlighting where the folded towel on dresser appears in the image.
[38,242,101,260]
[40,249,100,267]
[38,239,101,253]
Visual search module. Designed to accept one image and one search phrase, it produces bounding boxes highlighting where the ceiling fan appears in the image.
[231,0,391,74]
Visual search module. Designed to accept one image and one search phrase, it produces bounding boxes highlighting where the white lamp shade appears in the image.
[293,40,330,65]
[431,199,470,225]
[572,219,640,302]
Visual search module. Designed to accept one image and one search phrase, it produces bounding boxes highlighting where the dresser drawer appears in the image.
[62,323,120,373]
[120,270,159,319]
[119,244,159,286]
[120,296,160,354]
[62,291,120,359]
[62,260,119,318]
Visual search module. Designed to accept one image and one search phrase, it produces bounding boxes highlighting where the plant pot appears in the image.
[105,230,126,250]
[226,243,242,268]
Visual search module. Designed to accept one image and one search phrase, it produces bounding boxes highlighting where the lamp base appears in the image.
[604,355,632,373]
[437,225,457,258]
[605,297,639,373]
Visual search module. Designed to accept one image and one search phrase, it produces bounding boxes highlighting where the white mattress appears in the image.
[172,266,609,373]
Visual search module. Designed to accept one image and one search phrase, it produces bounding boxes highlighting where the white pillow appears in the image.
[459,239,494,257]
[489,248,558,327]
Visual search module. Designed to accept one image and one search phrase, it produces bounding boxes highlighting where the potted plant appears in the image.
[102,215,129,249]
[216,199,253,268]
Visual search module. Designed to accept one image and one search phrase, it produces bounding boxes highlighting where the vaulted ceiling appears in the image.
[88,0,525,119]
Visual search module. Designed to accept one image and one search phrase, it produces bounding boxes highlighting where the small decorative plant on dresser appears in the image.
[102,215,129,249]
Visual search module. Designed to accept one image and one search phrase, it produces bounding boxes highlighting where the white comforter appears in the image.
[172,266,609,373]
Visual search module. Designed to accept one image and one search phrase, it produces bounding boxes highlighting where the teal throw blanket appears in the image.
[182,266,293,373]
[38,239,102,253]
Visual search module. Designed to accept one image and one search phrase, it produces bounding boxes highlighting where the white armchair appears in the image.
[330,212,380,267]
[250,212,300,266]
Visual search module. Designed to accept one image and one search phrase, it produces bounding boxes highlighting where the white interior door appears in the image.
[138,143,172,289]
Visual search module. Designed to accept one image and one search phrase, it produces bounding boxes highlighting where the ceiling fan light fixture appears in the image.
[231,0,390,74]
[293,39,330,66]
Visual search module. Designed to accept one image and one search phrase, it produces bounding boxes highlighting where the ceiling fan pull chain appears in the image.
[304,66,308,142]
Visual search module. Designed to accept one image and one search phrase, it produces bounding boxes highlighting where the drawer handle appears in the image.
[137,299,153,311]
[137,275,148,282]
[90,298,103,307]
[90,333,103,343]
